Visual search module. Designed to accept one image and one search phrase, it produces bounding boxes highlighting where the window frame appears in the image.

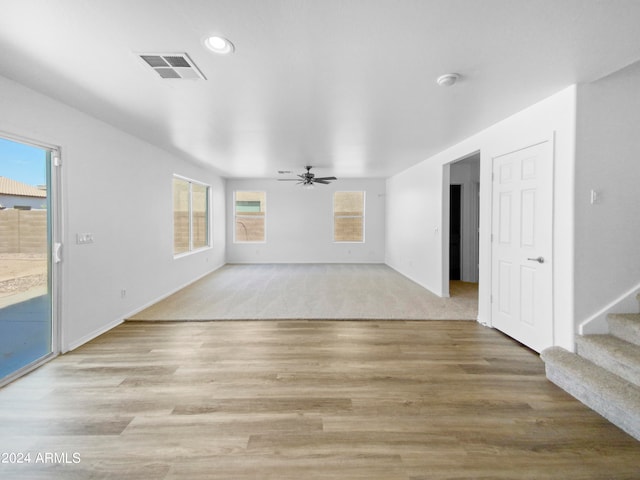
[173,174,211,258]
[333,190,366,243]
[233,190,267,244]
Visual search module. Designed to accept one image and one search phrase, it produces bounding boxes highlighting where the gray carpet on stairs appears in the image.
[542,346,640,441]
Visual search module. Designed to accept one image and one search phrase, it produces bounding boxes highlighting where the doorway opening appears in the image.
[449,184,462,280]
[444,151,480,305]
[0,134,60,386]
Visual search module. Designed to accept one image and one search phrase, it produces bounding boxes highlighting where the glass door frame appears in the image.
[0,130,62,387]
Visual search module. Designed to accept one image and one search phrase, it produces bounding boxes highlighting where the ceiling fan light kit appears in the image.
[277,166,337,187]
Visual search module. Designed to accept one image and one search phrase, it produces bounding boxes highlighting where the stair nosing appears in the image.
[542,347,640,440]
[542,347,640,410]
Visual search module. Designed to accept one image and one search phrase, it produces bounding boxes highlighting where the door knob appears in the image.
[527,256,544,264]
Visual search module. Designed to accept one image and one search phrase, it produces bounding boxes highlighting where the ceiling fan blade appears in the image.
[314,176,337,181]
[314,179,331,184]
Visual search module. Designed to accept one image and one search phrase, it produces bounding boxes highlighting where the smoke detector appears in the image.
[436,73,460,87]
[139,53,206,80]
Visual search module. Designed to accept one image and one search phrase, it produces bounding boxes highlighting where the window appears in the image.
[334,191,365,242]
[234,191,266,242]
[173,176,210,255]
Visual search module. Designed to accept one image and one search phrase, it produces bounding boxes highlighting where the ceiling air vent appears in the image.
[139,53,206,80]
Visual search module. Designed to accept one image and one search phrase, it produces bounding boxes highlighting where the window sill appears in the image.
[173,245,212,260]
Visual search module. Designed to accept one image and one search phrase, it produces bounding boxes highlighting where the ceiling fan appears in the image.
[278,166,337,186]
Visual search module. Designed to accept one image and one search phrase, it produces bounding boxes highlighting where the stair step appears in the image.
[576,335,640,388]
[608,313,640,347]
[541,346,640,441]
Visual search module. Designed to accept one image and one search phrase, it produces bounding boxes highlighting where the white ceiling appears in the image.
[1,0,640,179]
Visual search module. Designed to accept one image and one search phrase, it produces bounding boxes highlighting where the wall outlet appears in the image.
[121,289,127,298]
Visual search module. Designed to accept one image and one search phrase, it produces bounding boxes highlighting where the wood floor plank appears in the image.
[0,320,638,479]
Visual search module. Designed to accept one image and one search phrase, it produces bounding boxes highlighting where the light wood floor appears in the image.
[0,320,638,479]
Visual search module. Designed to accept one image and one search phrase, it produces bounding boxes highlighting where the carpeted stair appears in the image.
[541,297,640,441]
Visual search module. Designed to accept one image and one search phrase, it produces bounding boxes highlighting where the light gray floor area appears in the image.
[130,264,478,321]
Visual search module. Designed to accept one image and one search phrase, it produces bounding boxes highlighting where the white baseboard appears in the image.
[384,262,442,297]
[65,317,124,352]
[124,262,226,319]
[225,260,386,265]
[579,283,640,335]
[64,263,226,353]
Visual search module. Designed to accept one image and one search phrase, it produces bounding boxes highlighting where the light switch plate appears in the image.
[76,233,94,245]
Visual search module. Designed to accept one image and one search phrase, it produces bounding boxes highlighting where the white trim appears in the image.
[441,164,451,297]
[65,317,124,352]
[385,262,437,294]
[121,262,226,319]
[173,173,210,187]
[49,146,63,357]
[0,129,61,151]
[579,283,640,335]
[228,260,386,265]
[384,262,480,323]
[173,174,212,257]
[65,262,226,352]
[173,245,213,260]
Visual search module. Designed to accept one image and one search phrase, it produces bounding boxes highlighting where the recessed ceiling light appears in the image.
[436,73,460,87]
[204,36,234,55]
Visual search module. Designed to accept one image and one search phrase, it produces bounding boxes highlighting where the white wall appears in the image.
[226,178,385,263]
[386,86,576,350]
[575,60,640,332]
[0,74,226,352]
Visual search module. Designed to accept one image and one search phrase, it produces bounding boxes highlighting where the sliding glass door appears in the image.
[0,136,58,384]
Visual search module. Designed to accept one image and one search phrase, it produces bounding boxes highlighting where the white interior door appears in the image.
[491,141,553,352]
